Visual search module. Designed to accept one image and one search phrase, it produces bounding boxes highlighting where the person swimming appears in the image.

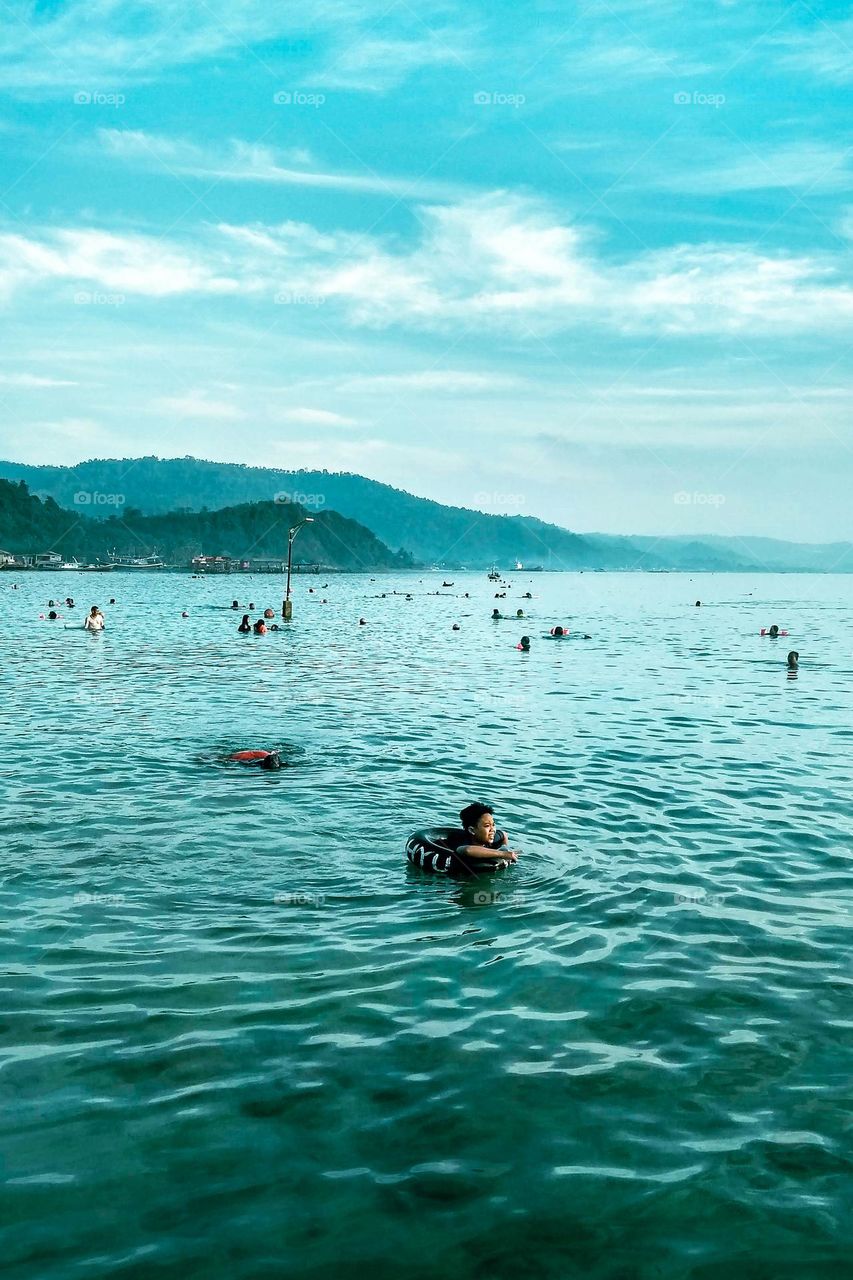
[263,608,275,618]
[768,624,780,638]
[517,635,531,651]
[787,650,799,670]
[492,608,502,619]
[231,600,240,609]
[253,619,267,634]
[238,614,251,633]
[230,750,284,770]
[452,623,460,630]
[516,609,524,617]
[552,625,566,637]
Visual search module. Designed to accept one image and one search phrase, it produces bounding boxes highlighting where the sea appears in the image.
[1,569,850,1279]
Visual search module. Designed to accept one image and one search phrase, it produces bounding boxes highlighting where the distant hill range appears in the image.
[0,456,850,572]
[0,477,412,570]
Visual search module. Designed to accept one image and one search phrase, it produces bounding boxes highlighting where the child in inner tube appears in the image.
[454,803,519,864]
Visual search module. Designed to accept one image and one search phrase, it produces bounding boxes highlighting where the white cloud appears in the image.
[153,393,246,420]
[659,141,852,195]
[0,373,78,387]
[339,370,521,393]
[97,130,466,201]
[0,227,239,297]
[277,407,357,425]
[4,194,852,337]
[0,0,468,93]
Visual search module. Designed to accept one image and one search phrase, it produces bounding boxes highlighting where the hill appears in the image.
[0,478,412,570]
[1,457,850,571]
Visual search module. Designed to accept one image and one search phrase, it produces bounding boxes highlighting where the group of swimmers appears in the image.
[237,607,279,634]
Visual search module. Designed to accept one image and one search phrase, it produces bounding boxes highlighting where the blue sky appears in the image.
[0,0,851,540]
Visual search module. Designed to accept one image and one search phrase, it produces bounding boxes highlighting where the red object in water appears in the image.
[230,750,271,762]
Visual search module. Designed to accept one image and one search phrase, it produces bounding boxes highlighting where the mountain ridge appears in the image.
[1,456,850,571]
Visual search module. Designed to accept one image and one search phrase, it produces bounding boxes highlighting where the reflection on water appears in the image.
[1,570,851,1278]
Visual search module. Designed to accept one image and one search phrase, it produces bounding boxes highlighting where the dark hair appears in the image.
[460,802,493,832]
[260,752,282,770]
[520,635,530,646]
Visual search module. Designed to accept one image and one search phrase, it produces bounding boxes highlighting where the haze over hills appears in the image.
[0,457,850,572]
[0,478,411,571]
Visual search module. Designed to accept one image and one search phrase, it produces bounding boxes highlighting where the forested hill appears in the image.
[0,478,412,569]
[1,457,850,571]
[0,456,649,568]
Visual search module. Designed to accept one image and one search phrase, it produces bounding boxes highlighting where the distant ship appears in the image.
[488,566,500,581]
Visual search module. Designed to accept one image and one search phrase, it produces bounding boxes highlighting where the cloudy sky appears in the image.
[0,0,851,540]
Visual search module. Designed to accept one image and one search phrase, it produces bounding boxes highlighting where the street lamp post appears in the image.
[283,518,314,619]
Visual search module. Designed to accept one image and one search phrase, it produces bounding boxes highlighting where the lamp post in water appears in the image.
[283,518,314,619]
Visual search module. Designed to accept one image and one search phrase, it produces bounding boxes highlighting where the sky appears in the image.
[0,0,851,541]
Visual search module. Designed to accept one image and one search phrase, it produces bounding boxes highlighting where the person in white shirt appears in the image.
[83,606,105,632]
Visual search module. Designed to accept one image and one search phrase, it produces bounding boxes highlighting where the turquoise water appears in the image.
[1,570,851,1279]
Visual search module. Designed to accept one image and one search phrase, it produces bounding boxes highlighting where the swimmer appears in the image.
[249,602,255,611]
[238,614,251,633]
[517,635,531,651]
[47,610,60,620]
[83,605,105,632]
[253,619,267,634]
[269,623,280,631]
[492,608,502,619]
[452,802,519,864]
[552,625,566,637]
[230,750,285,771]
[522,592,532,599]
[231,600,240,609]
[452,623,460,630]
[109,598,116,605]
[695,600,701,607]
[182,611,189,618]
[263,608,275,619]
[787,650,799,670]
[516,609,524,618]
[768,625,779,638]
[359,617,367,625]
[48,599,56,607]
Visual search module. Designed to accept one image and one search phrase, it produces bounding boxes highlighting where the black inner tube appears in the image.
[406,827,508,876]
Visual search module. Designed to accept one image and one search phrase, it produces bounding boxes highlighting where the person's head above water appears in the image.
[553,625,565,637]
[492,608,501,618]
[48,610,58,620]
[787,650,799,669]
[519,635,531,649]
[231,600,239,609]
[260,751,282,770]
[460,802,496,844]
[768,624,780,637]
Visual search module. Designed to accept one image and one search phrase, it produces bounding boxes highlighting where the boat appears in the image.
[108,554,166,570]
[487,566,500,581]
[442,581,454,587]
